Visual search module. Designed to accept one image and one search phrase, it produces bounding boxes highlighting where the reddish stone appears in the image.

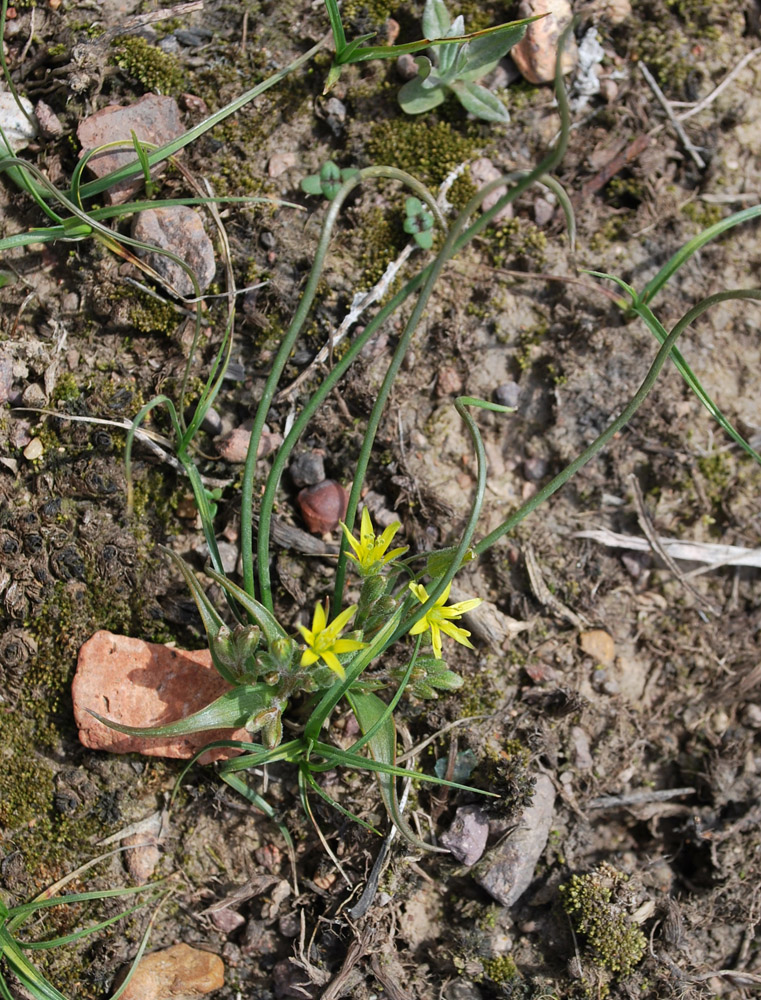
[511,0,578,85]
[73,630,249,762]
[76,95,185,205]
[115,943,224,1000]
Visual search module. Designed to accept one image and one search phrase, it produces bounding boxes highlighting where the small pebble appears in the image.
[260,230,275,250]
[297,480,347,534]
[580,629,616,665]
[396,53,418,81]
[470,157,513,223]
[743,703,761,729]
[436,365,463,397]
[493,382,520,408]
[21,381,46,407]
[61,292,80,314]
[570,725,593,770]
[440,805,489,866]
[474,772,555,906]
[512,0,578,85]
[34,100,64,139]
[268,151,297,178]
[523,456,548,481]
[23,437,44,461]
[289,450,325,488]
[533,196,555,226]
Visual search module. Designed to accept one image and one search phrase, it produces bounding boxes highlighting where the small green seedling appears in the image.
[301,161,360,201]
[398,0,529,123]
[404,196,436,249]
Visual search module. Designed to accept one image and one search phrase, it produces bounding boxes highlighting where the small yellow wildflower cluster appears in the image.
[297,509,482,684]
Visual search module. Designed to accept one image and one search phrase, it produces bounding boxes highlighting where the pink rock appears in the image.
[115,943,224,1000]
[215,422,282,463]
[470,157,513,224]
[132,205,216,297]
[73,630,249,762]
[77,95,185,205]
[512,0,578,85]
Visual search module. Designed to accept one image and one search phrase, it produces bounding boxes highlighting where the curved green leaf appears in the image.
[90,684,272,738]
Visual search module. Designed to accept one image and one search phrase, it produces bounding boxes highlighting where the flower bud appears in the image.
[210,624,260,679]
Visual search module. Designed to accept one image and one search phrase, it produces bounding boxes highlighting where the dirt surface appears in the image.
[1,2,761,999]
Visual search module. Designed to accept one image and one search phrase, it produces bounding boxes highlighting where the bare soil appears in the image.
[1,2,761,999]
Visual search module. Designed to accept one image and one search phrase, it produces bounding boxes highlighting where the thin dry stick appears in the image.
[589,787,695,809]
[628,473,717,614]
[674,46,761,120]
[639,63,706,169]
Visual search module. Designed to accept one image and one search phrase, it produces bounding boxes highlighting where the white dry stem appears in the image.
[575,528,761,576]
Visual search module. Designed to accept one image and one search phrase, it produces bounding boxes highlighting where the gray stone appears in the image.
[474,772,555,906]
[289,450,325,488]
[132,205,216,298]
[441,805,489,866]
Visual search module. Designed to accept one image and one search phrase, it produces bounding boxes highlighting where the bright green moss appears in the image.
[559,864,647,977]
[482,954,519,984]
[366,119,479,191]
[112,35,186,95]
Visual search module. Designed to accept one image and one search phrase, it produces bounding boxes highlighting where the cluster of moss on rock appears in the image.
[112,35,186,95]
[559,863,647,978]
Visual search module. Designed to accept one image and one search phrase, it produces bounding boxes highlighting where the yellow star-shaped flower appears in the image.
[341,507,408,576]
[297,602,367,680]
[407,581,481,660]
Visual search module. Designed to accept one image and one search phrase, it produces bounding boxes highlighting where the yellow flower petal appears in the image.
[430,624,443,659]
[439,620,474,648]
[435,582,452,607]
[300,648,320,667]
[408,581,429,604]
[408,618,429,636]
[312,602,327,632]
[297,624,314,644]
[330,604,357,633]
[333,638,367,654]
[340,521,362,558]
[320,649,346,679]
[360,506,373,545]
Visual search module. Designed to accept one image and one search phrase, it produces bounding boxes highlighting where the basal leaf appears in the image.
[398,74,447,115]
[451,79,510,122]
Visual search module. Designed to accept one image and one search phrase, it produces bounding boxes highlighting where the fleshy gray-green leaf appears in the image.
[423,0,451,42]
[457,23,527,82]
[451,80,510,123]
[398,75,447,115]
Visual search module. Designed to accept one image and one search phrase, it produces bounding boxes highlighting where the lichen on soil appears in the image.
[1,2,761,999]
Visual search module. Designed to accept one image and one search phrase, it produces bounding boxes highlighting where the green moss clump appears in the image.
[0,709,55,828]
[343,0,396,25]
[128,290,179,336]
[482,954,519,984]
[681,201,723,229]
[488,218,547,270]
[366,119,479,190]
[52,372,81,403]
[559,863,647,977]
[356,205,406,288]
[112,35,185,95]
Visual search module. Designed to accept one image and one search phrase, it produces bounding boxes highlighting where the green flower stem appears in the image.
[472,288,761,557]
[248,168,442,612]
[332,41,571,614]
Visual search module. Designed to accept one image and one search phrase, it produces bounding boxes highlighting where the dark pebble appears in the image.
[289,451,325,488]
[260,230,276,250]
